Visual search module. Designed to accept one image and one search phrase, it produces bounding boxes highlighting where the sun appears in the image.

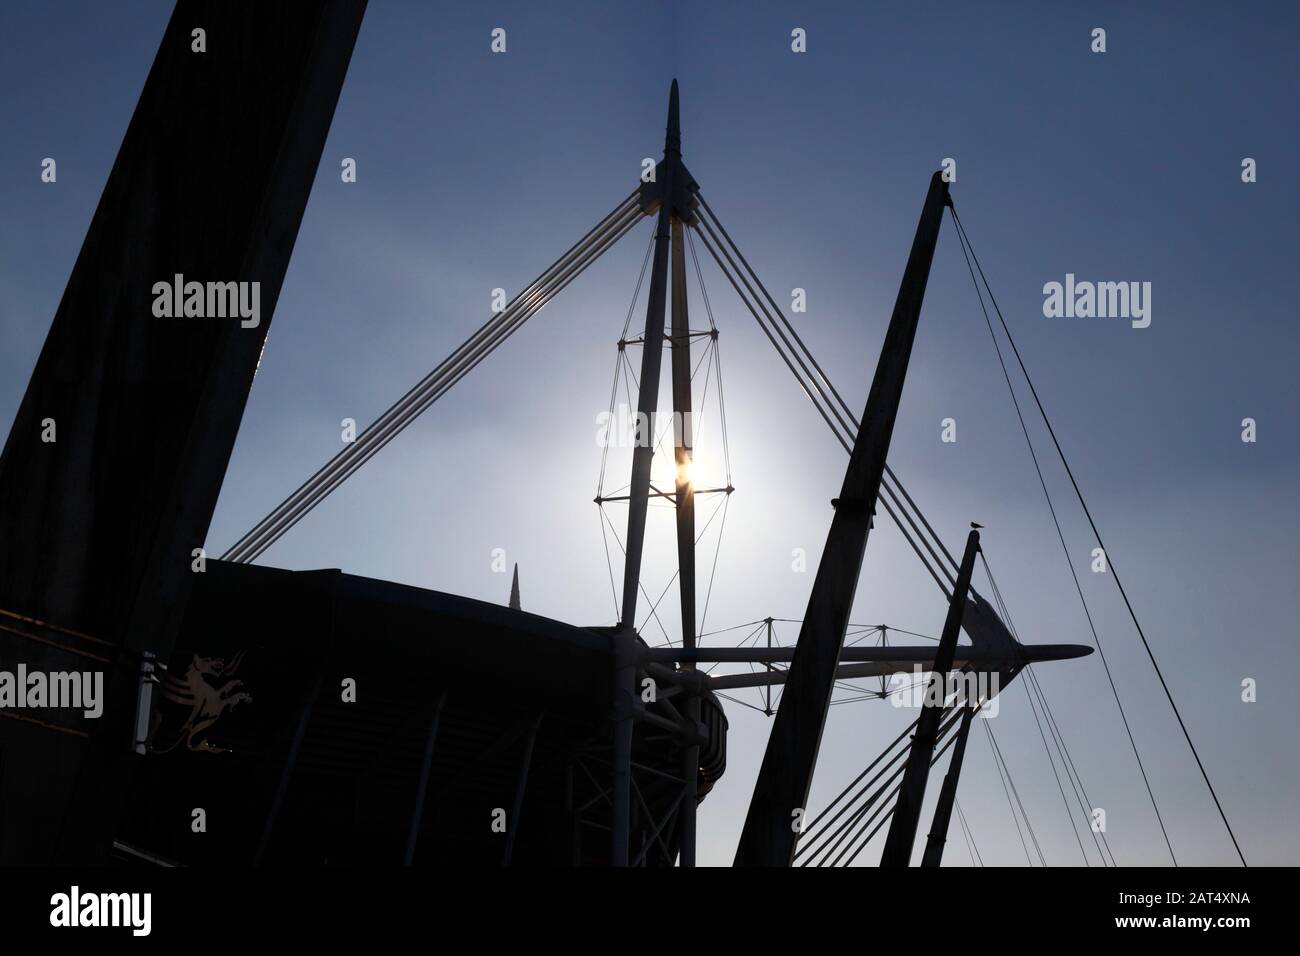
[676,456,707,489]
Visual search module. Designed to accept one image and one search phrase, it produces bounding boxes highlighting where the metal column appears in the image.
[920,704,976,868]
[734,172,951,866]
[0,0,368,864]
[880,528,980,867]
[403,691,447,866]
[619,81,680,630]
[610,631,638,866]
[669,214,701,866]
[503,713,543,866]
[613,80,682,867]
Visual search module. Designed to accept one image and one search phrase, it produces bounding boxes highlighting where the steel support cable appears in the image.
[685,232,952,599]
[593,228,653,621]
[797,737,919,866]
[694,204,857,440]
[985,719,1047,866]
[232,209,644,566]
[225,194,641,561]
[690,218,854,442]
[835,714,969,867]
[979,549,1114,867]
[800,727,930,867]
[239,212,645,563]
[806,720,958,868]
[696,197,964,582]
[698,198,858,436]
[1027,665,1115,866]
[231,196,642,562]
[692,210,959,590]
[799,704,966,865]
[697,496,730,640]
[1020,659,1092,865]
[953,204,1248,867]
[976,552,1096,866]
[596,508,620,619]
[984,719,1034,866]
[794,713,927,856]
[226,199,643,562]
[234,201,643,562]
[948,208,1186,866]
[597,234,656,498]
[685,229,734,480]
[1027,664,1118,866]
[690,197,1109,868]
[956,801,984,867]
[595,503,674,644]
[635,490,729,637]
[966,274,1122,869]
[688,221,955,595]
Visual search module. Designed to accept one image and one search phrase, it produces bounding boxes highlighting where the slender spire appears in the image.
[509,563,521,611]
[665,78,681,160]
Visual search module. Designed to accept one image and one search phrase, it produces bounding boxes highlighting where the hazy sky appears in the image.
[2,1,1296,866]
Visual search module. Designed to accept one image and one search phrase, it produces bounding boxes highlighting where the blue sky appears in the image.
[2,1,1297,865]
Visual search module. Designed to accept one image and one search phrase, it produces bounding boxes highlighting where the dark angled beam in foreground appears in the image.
[0,0,366,863]
[734,172,951,867]
[880,528,980,867]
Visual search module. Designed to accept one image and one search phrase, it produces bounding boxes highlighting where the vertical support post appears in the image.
[765,618,774,715]
[878,626,889,699]
[734,171,951,867]
[920,704,976,868]
[610,632,637,866]
[619,81,680,631]
[614,79,680,867]
[566,761,581,865]
[670,208,701,867]
[670,214,697,651]
[880,528,980,867]
[0,0,368,865]
[254,672,324,866]
[403,691,447,866]
[503,713,543,866]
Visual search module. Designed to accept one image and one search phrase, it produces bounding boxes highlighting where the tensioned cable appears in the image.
[689,209,964,606]
[595,496,675,644]
[232,202,643,562]
[694,192,1143,868]
[984,553,1113,867]
[949,205,1188,864]
[224,191,643,562]
[687,215,955,596]
[635,491,730,638]
[795,711,932,852]
[987,711,1034,866]
[597,234,656,498]
[689,198,1080,867]
[696,196,964,581]
[980,548,1117,867]
[1026,664,1116,866]
[834,714,970,866]
[596,237,658,621]
[234,198,642,560]
[956,214,1159,868]
[956,801,984,867]
[231,206,643,563]
[1020,652,1091,865]
[952,203,1246,866]
[986,718,1047,866]
[685,228,733,480]
[797,703,965,865]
